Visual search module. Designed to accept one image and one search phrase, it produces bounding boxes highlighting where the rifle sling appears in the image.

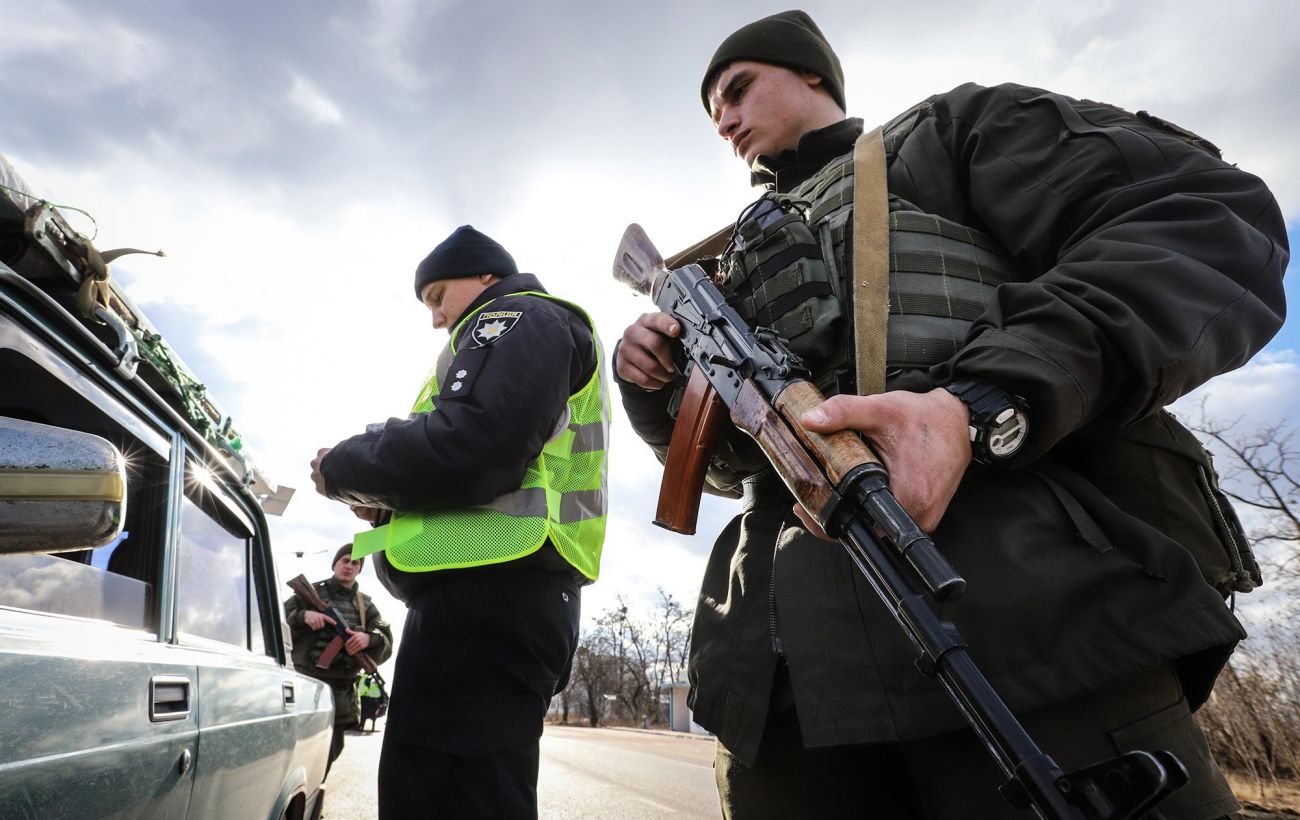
[852,125,889,396]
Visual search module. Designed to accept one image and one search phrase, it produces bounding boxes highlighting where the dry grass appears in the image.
[1226,770,1300,814]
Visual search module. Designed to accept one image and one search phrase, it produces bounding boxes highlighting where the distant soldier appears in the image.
[285,544,393,777]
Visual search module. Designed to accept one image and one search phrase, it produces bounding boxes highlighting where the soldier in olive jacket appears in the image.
[285,544,393,776]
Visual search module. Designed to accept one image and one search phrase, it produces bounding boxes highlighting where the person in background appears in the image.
[285,544,393,778]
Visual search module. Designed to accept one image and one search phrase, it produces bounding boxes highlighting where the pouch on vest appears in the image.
[1063,410,1261,596]
[718,192,842,367]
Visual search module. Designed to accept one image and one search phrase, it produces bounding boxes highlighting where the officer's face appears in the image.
[708,61,831,169]
[421,275,495,331]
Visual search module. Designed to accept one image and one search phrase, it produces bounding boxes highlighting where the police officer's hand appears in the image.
[350,505,384,524]
[304,610,336,631]
[344,630,371,656]
[615,312,681,390]
[795,389,972,534]
[309,447,330,496]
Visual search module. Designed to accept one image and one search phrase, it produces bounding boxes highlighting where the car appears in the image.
[0,152,332,820]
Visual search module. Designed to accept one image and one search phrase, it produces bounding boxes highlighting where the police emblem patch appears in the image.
[470,310,522,347]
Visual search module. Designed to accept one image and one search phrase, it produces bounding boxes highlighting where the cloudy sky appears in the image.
[3,0,1296,667]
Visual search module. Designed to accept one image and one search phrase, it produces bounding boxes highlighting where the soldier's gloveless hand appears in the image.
[798,389,973,534]
[616,312,682,390]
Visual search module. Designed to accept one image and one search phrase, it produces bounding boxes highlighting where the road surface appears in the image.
[322,720,721,819]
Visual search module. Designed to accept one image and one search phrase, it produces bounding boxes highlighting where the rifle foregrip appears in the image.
[774,381,883,484]
[732,382,835,518]
[655,367,727,534]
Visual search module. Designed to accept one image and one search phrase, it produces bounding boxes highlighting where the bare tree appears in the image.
[1183,410,1300,802]
[568,633,618,727]
[647,587,693,724]
[1188,413,1300,584]
[595,599,654,726]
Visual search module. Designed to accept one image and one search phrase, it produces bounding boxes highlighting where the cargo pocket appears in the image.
[1108,696,1239,820]
[719,192,842,365]
[1065,411,1263,596]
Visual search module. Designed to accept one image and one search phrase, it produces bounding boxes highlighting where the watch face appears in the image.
[987,410,1028,459]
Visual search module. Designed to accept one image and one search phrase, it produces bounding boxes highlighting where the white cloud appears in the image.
[288,75,345,125]
[1173,351,1300,433]
[0,0,160,92]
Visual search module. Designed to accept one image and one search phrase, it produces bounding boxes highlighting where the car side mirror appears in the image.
[0,416,126,552]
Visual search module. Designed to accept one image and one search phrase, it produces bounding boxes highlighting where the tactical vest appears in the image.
[719,108,1262,597]
[718,107,1019,396]
[352,293,609,581]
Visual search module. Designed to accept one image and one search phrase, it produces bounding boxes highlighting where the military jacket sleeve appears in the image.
[320,292,597,511]
[908,83,1288,461]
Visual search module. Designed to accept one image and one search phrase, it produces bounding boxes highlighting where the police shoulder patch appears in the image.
[469,310,523,348]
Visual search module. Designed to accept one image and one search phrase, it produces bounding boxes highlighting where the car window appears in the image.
[0,347,169,630]
[176,463,260,648]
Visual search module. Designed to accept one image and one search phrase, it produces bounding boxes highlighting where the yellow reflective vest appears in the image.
[353,293,608,581]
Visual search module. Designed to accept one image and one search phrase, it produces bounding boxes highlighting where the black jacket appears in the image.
[321,273,598,512]
[320,273,600,596]
[618,82,1289,763]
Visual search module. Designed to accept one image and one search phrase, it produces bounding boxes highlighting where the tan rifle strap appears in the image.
[852,125,890,396]
[355,589,366,631]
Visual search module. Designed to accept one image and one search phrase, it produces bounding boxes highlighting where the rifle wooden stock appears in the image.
[287,574,328,610]
[286,573,379,675]
[655,367,727,534]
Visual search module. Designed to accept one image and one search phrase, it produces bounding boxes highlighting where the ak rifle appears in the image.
[286,573,384,689]
[611,223,1187,820]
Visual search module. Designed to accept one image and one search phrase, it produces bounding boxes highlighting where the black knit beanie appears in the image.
[700,10,845,113]
[414,225,518,299]
[333,543,362,568]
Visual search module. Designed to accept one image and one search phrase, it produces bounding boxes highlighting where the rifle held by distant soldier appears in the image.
[286,573,382,679]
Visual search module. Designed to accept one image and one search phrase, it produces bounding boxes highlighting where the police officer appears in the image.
[359,673,385,732]
[284,544,393,778]
[310,225,609,819]
[615,10,1288,819]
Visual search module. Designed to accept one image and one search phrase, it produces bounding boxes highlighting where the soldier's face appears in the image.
[421,275,494,331]
[708,61,829,169]
[333,556,362,583]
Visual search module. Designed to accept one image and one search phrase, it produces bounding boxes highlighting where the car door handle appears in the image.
[283,680,296,707]
[150,675,191,722]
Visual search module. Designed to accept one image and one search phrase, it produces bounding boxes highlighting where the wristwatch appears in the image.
[942,378,1030,465]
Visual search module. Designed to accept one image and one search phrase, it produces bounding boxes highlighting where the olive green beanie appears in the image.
[333,543,363,568]
[700,10,845,113]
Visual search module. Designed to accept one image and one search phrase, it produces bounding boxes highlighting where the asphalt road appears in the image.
[321,720,721,819]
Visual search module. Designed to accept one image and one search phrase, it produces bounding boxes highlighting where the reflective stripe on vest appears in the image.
[352,293,608,581]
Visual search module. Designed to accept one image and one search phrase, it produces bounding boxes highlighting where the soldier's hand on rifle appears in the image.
[798,389,973,533]
[345,630,371,656]
[615,312,681,390]
[309,447,331,496]
[304,610,336,631]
